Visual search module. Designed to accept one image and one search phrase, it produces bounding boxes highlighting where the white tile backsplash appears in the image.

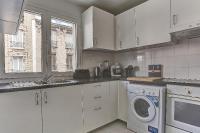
[114,37,200,80]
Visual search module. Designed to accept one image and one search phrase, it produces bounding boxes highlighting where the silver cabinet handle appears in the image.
[35,92,39,105]
[94,84,101,87]
[136,37,140,45]
[93,38,98,45]
[44,92,48,104]
[94,107,102,111]
[94,96,102,99]
[120,41,122,49]
[173,14,178,25]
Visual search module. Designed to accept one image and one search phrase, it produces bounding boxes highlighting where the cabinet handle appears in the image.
[120,41,122,48]
[136,37,140,45]
[94,84,101,87]
[93,38,98,45]
[173,14,178,25]
[44,92,48,104]
[94,96,102,99]
[35,92,39,105]
[94,107,102,111]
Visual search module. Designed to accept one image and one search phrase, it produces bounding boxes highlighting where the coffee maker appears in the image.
[111,63,122,78]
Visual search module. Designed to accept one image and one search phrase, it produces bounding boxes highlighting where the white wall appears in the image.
[115,37,200,80]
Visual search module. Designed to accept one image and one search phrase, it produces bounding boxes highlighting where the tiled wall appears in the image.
[82,51,115,76]
[114,37,200,80]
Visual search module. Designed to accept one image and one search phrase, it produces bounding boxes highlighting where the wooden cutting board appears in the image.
[127,77,162,82]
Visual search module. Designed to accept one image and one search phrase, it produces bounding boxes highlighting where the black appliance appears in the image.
[73,69,90,79]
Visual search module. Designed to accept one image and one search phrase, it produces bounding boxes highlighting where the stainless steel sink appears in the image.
[0,83,11,89]
[48,80,79,85]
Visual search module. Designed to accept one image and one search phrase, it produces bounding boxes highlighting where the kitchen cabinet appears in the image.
[135,0,170,46]
[0,90,42,133]
[42,86,83,133]
[118,81,128,122]
[115,8,136,50]
[0,0,25,34]
[82,6,115,50]
[108,81,118,122]
[83,82,110,132]
[171,0,200,33]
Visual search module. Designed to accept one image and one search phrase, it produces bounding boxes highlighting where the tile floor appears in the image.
[90,121,134,133]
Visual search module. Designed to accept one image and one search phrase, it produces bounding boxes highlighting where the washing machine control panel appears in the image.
[148,125,158,133]
[140,89,159,97]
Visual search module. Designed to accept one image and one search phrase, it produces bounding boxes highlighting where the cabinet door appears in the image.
[82,7,93,49]
[116,8,136,50]
[0,90,42,133]
[43,86,83,133]
[118,81,128,122]
[93,7,115,50]
[108,81,118,122]
[171,0,200,32]
[135,0,170,46]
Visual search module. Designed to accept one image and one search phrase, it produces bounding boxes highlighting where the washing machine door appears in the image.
[131,95,156,122]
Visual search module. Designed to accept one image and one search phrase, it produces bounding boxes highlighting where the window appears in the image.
[66,54,73,71]
[10,30,24,48]
[4,11,42,73]
[65,33,73,49]
[12,56,24,72]
[51,18,76,72]
[51,30,57,48]
[51,53,57,71]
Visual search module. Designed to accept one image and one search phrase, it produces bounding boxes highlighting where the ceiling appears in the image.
[63,0,147,15]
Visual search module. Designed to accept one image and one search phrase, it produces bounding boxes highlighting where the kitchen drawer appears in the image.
[83,103,109,132]
[83,82,108,107]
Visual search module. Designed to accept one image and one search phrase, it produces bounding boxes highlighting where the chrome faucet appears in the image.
[41,74,53,84]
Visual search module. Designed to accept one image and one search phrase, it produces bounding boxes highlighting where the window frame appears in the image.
[49,16,78,76]
[0,4,79,80]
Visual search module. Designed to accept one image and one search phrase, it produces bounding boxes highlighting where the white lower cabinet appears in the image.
[118,81,128,122]
[0,81,129,133]
[42,86,83,133]
[108,81,118,122]
[0,90,42,133]
[83,82,110,132]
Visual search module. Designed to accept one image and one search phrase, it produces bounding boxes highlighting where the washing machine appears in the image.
[127,84,166,133]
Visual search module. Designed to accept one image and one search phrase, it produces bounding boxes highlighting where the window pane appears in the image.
[51,18,76,72]
[4,11,42,73]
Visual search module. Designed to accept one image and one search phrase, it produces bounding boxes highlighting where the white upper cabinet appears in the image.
[135,0,171,46]
[116,8,136,50]
[82,6,115,50]
[0,0,25,34]
[171,0,200,32]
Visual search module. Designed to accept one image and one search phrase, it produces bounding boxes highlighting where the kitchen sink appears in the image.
[0,83,11,89]
[47,80,79,85]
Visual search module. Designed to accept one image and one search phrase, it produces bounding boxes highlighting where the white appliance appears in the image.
[166,84,200,133]
[127,84,166,133]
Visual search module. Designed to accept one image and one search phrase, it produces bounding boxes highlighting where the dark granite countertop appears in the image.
[1,78,200,93]
[0,78,125,93]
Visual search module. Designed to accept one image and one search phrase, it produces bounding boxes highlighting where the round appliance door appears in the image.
[131,95,156,122]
